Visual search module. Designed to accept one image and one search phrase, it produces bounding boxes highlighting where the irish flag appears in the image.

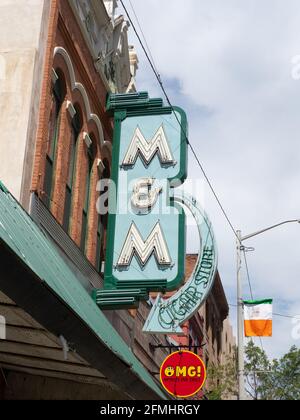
[243,299,273,337]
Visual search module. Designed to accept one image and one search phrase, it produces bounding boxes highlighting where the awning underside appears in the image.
[0,182,166,400]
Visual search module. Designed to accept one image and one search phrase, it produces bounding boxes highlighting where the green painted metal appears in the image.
[106,91,172,115]
[0,181,167,399]
[243,299,273,305]
[96,93,188,310]
[92,288,149,310]
[143,191,217,334]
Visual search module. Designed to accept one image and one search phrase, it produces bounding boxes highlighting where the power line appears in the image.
[121,1,267,358]
[127,0,160,77]
[120,0,300,329]
[120,0,240,243]
[273,312,300,320]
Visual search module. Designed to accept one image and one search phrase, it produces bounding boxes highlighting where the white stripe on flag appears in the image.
[244,303,272,321]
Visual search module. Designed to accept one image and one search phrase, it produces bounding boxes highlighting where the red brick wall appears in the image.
[31,0,59,194]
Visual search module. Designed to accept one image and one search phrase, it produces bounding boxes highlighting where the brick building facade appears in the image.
[0,0,235,400]
[0,0,169,400]
[31,0,132,270]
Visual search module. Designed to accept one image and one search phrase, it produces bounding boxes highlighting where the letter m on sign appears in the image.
[122,125,175,166]
[117,222,172,267]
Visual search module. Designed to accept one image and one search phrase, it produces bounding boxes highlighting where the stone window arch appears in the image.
[43,70,66,209]
[62,104,83,233]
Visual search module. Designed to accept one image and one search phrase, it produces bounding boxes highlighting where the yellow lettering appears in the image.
[188,366,197,377]
[176,366,187,376]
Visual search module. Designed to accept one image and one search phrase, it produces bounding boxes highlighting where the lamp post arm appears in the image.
[236,217,300,400]
[241,219,300,242]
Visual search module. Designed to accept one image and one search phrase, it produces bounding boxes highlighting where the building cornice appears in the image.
[68,0,136,93]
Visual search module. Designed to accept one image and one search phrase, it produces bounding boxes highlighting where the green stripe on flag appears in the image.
[243,298,273,305]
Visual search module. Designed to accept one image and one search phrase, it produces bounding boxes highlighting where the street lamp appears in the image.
[236,219,300,400]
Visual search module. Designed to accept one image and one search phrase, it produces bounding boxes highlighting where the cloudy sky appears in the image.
[120,0,300,360]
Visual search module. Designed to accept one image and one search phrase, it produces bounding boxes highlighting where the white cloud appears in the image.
[125,0,300,359]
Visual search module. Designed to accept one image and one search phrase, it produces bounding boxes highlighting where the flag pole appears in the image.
[236,219,300,400]
[237,230,246,400]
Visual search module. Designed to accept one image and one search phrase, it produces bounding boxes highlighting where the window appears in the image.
[43,77,64,208]
[206,304,210,328]
[100,161,110,230]
[216,323,222,356]
[95,213,102,272]
[63,111,81,233]
[194,338,200,355]
[80,145,94,252]
[96,160,110,272]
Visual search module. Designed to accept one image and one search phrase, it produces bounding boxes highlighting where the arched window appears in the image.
[100,160,110,230]
[43,74,65,208]
[96,160,110,272]
[95,216,102,273]
[63,109,82,233]
[80,141,95,252]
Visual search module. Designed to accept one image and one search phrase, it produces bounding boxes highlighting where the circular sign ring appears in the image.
[160,350,207,398]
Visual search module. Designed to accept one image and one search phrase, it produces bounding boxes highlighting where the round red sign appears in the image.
[160,350,206,398]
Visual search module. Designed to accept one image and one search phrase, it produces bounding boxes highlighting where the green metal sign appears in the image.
[93,92,188,309]
[92,92,217,328]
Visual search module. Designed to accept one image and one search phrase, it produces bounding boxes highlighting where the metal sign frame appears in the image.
[93,92,188,309]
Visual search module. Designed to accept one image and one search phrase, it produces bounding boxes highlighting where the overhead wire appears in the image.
[120,0,261,331]
[127,0,160,77]
[120,1,265,354]
[119,1,300,349]
[120,0,240,243]
[229,304,300,321]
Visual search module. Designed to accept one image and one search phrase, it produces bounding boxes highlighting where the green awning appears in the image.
[0,182,167,400]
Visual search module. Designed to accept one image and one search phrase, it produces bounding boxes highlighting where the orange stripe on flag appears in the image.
[244,319,272,337]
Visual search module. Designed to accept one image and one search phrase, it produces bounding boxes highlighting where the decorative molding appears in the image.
[68,0,136,93]
[66,100,76,118]
[56,15,113,143]
[127,46,138,93]
[97,158,105,174]
[103,0,117,19]
[100,261,105,274]
[53,46,112,156]
[83,131,92,148]
[51,68,59,84]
